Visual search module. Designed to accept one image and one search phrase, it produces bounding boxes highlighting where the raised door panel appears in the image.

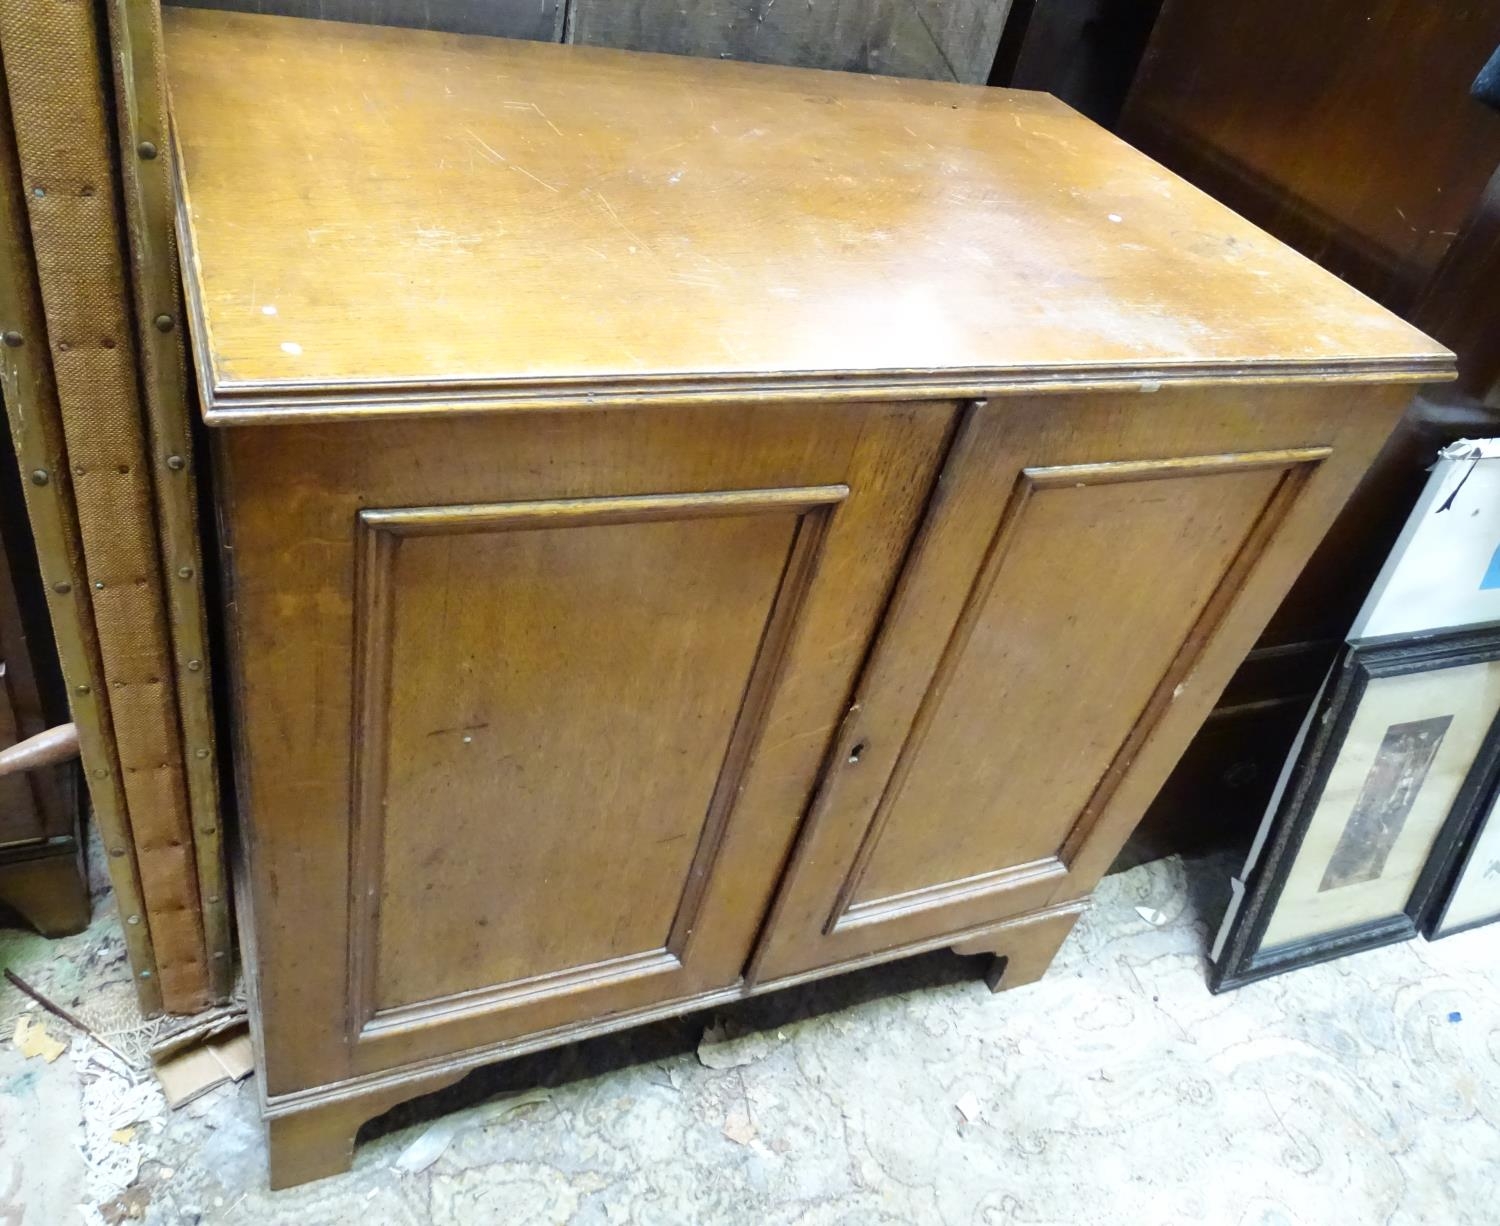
[217,401,955,1092]
[352,488,839,1030]
[752,385,1412,983]
[847,460,1297,915]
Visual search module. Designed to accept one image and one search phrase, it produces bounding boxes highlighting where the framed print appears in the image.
[1212,627,1500,991]
[1424,763,1500,939]
[1351,440,1500,642]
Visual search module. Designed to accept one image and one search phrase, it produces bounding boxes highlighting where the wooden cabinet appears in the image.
[165,8,1451,1189]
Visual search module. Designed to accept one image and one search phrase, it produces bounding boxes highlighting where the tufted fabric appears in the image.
[0,0,219,1013]
[105,0,232,1002]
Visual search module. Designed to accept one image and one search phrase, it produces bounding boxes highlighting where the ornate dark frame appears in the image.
[1423,718,1500,940]
[1212,626,1500,992]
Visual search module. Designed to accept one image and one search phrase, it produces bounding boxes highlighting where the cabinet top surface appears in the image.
[164,7,1450,422]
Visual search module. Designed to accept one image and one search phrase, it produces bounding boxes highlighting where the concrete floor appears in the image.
[3,852,1499,1225]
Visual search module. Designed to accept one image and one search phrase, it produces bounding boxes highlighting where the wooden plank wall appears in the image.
[177,0,565,41]
[568,0,1011,83]
[171,0,1012,83]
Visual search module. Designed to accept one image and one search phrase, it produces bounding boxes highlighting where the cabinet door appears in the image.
[752,385,1409,983]
[217,401,953,1091]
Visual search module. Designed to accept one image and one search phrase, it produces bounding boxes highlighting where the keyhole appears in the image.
[848,741,867,765]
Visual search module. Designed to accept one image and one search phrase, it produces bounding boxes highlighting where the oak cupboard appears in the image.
[163,7,1453,1188]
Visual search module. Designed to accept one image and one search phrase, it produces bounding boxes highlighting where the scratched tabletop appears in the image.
[166,7,1448,412]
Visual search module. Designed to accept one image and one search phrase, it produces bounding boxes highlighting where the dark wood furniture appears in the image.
[991,0,1164,126]
[165,8,1451,1189]
[1119,1,1500,860]
[0,447,87,937]
[1123,1,1500,319]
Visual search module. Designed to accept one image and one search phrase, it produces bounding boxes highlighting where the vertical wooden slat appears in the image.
[108,0,231,1002]
[0,44,162,1013]
[0,0,209,1012]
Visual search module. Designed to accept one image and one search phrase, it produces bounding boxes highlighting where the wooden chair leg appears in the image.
[952,904,1085,995]
[0,843,90,937]
[266,1068,466,1191]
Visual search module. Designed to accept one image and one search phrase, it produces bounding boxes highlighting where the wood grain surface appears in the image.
[168,7,1455,1186]
[163,7,1450,420]
[750,381,1412,982]
[215,400,954,1092]
[1122,0,1500,314]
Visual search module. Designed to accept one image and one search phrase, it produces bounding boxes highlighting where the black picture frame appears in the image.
[1212,626,1500,992]
[1422,739,1500,940]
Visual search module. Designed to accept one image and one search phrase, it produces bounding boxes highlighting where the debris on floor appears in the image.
[12,1013,66,1063]
[696,1015,785,1070]
[149,999,249,1067]
[721,1101,756,1146]
[5,854,1500,1224]
[394,1089,553,1175]
[78,1046,164,1223]
[154,1029,254,1109]
[6,969,135,1067]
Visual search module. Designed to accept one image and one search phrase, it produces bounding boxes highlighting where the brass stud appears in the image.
[75,684,90,695]
[137,141,158,160]
[94,768,109,780]
[153,313,174,332]
[108,846,125,857]
[94,580,105,590]
[194,748,210,759]
[199,826,216,836]
[207,895,221,904]
[53,581,71,595]
[166,454,186,471]
[139,970,152,980]
[186,658,202,672]
[177,566,194,580]
[2,330,22,348]
[126,915,141,925]
[30,468,48,485]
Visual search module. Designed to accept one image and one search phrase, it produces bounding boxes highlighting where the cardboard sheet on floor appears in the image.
[153,1029,253,1108]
